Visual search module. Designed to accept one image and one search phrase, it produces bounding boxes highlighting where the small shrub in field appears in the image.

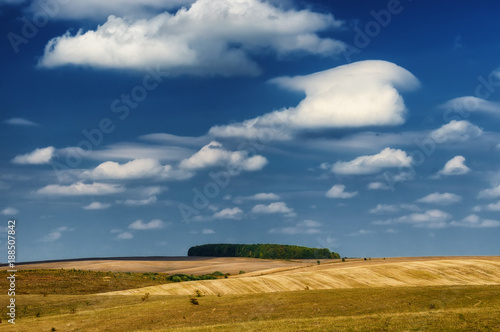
[51,328,56,331]
[195,290,203,297]
[342,258,345,262]
[69,307,77,314]
[142,293,150,302]
[172,276,182,282]
[364,258,367,261]
[190,297,199,305]
[239,270,245,274]
[36,311,41,318]
[317,260,321,265]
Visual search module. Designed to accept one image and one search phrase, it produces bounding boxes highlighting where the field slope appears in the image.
[104,257,500,296]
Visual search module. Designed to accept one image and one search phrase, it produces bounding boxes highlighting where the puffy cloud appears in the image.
[251,202,294,215]
[369,203,421,214]
[210,60,419,138]
[367,182,390,190]
[1,207,19,215]
[119,196,157,206]
[40,226,72,242]
[180,141,267,171]
[12,146,55,165]
[325,184,358,199]
[331,148,412,175]
[369,204,399,214]
[478,185,500,199]
[213,207,243,220]
[441,96,500,116]
[486,201,500,211]
[39,0,344,75]
[83,158,193,180]
[129,219,165,230]
[417,192,462,205]
[247,193,280,201]
[374,209,452,229]
[437,156,470,176]
[116,232,134,240]
[450,215,500,228]
[430,120,482,144]
[3,117,39,126]
[36,182,124,196]
[83,202,111,210]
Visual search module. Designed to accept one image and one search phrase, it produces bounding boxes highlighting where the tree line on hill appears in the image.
[188,243,340,259]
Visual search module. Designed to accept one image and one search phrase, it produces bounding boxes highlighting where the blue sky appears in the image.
[1,0,500,262]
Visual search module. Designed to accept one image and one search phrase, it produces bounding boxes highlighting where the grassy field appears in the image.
[1,285,499,331]
[1,256,499,331]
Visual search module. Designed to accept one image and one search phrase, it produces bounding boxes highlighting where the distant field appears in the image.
[2,256,314,275]
[1,256,499,331]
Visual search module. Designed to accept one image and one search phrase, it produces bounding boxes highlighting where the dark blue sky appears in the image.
[1,0,500,261]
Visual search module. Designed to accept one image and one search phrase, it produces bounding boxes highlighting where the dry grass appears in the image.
[2,285,499,331]
[2,256,314,275]
[2,256,499,331]
[104,258,500,296]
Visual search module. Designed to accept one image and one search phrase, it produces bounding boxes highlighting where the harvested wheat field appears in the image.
[104,256,500,296]
[6,256,314,275]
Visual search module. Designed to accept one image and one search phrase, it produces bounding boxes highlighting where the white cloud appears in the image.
[478,185,500,199]
[1,207,19,215]
[83,202,111,210]
[450,215,500,228]
[369,204,399,214]
[39,0,344,75]
[441,96,500,116]
[347,229,375,236]
[369,203,421,214]
[417,192,462,205]
[116,232,134,240]
[12,146,55,164]
[486,201,500,211]
[213,207,243,220]
[251,202,294,214]
[374,209,452,229]
[180,141,267,171]
[437,156,470,176]
[40,226,72,242]
[119,196,157,206]
[331,148,412,175]
[367,182,390,190]
[79,143,194,162]
[202,229,215,234]
[430,120,482,144]
[36,182,124,196]
[27,0,193,20]
[129,219,165,230]
[3,117,39,126]
[325,184,358,199]
[248,193,280,201]
[83,158,192,180]
[210,60,419,138]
